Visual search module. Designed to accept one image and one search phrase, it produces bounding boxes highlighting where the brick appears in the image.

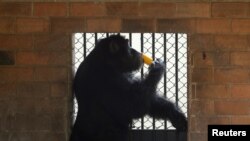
[231,84,250,99]
[0,51,15,65]
[10,114,51,131]
[0,18,15,33]
[51,83,67,97]
[176,3,210,18]
[34,2,68,17]
[21,98,63,117]
[122,19,154,32]
[190,133,207,141]
[232,19,250,34]
[214,35,248,50]
[0,99,9,116]
[106,2,138,16]
[196,85,229,99]
[34,34,69,51]
[190,100,214,116]
[86,18,121,32]
[10,132,66,141]
[0,2,31,16]
[0,83,16,98]
[9,133,31,141]
[0,68,34,82]
[50,113,66,131]
[157,19,196,33]
[190,117,196,131]
[189,34,214,51]
[51,18,84,33]
[212,3,248,18]
[211,0,250,1]
[207,117,231,125]
[192,116,230,132]
[231,116,250,124]
[0,35,33,50]
[35,67,67,82]
[214,68,249,83]
[214,101,250,115]
[193,52,229,67]
[0,132,9,141]
[203,117,230,132]
[10,98,51,115]
[191,84,196,99]
[50,98,66,116]
[139,3,176,18]
[16,18,49,33]
[16,51,69,66]
[17,82,50,97]
[231,52,250,66]
[192,68,213,83]
[70,2,106,17]
[196,19,231,33]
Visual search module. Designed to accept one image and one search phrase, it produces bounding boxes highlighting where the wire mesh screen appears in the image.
[72,33,187,130]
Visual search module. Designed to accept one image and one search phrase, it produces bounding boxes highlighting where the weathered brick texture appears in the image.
[0,1,250,141]
[34,2,68,17]
[139,3,176,18]
[231,84,250,99]
[195,85,229,99]
[193,52,229,67]
[0,18,15,33]
[196,19,231,33]
[34,34,69,51]
[214,35,249,50]
[0,51,15,65]
[232,19,250,33]
[214,101,250,115]
[106,2,138,17]
[214,68,250,83]
[16,51,69,66]
[16,18,50,33]
[0,68,34,82]
[0,3,31,16]
[189,34,214,51]
[231,52,250,66]
[0,83,16,97]
[176,3,210,18]
[190,100,214,116]
[0,35,33,50]
[157,19,196,33]
[232,117,250,124]
[70,2,106,17]
[192,68,213,83]
[191,116,230,132]
[212,3,249,18]
[34,67,68,82]
[86,18,121,32]
[17,82,50,97]
[51,18,85,33]
[122,19,155,32]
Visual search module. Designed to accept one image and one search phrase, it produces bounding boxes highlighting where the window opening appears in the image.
[72,33,187,130]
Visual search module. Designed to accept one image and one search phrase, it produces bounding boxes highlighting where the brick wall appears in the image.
[0,1,250,141]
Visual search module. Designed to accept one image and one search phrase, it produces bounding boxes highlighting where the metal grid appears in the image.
[72,33,187,130]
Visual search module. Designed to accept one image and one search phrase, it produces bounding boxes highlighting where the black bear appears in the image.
[70,35,187,141]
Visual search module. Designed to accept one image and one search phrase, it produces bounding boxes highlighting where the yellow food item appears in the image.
[142,53,153,65]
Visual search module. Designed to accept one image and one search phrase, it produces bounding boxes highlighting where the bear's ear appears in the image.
[109,41,119,54]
